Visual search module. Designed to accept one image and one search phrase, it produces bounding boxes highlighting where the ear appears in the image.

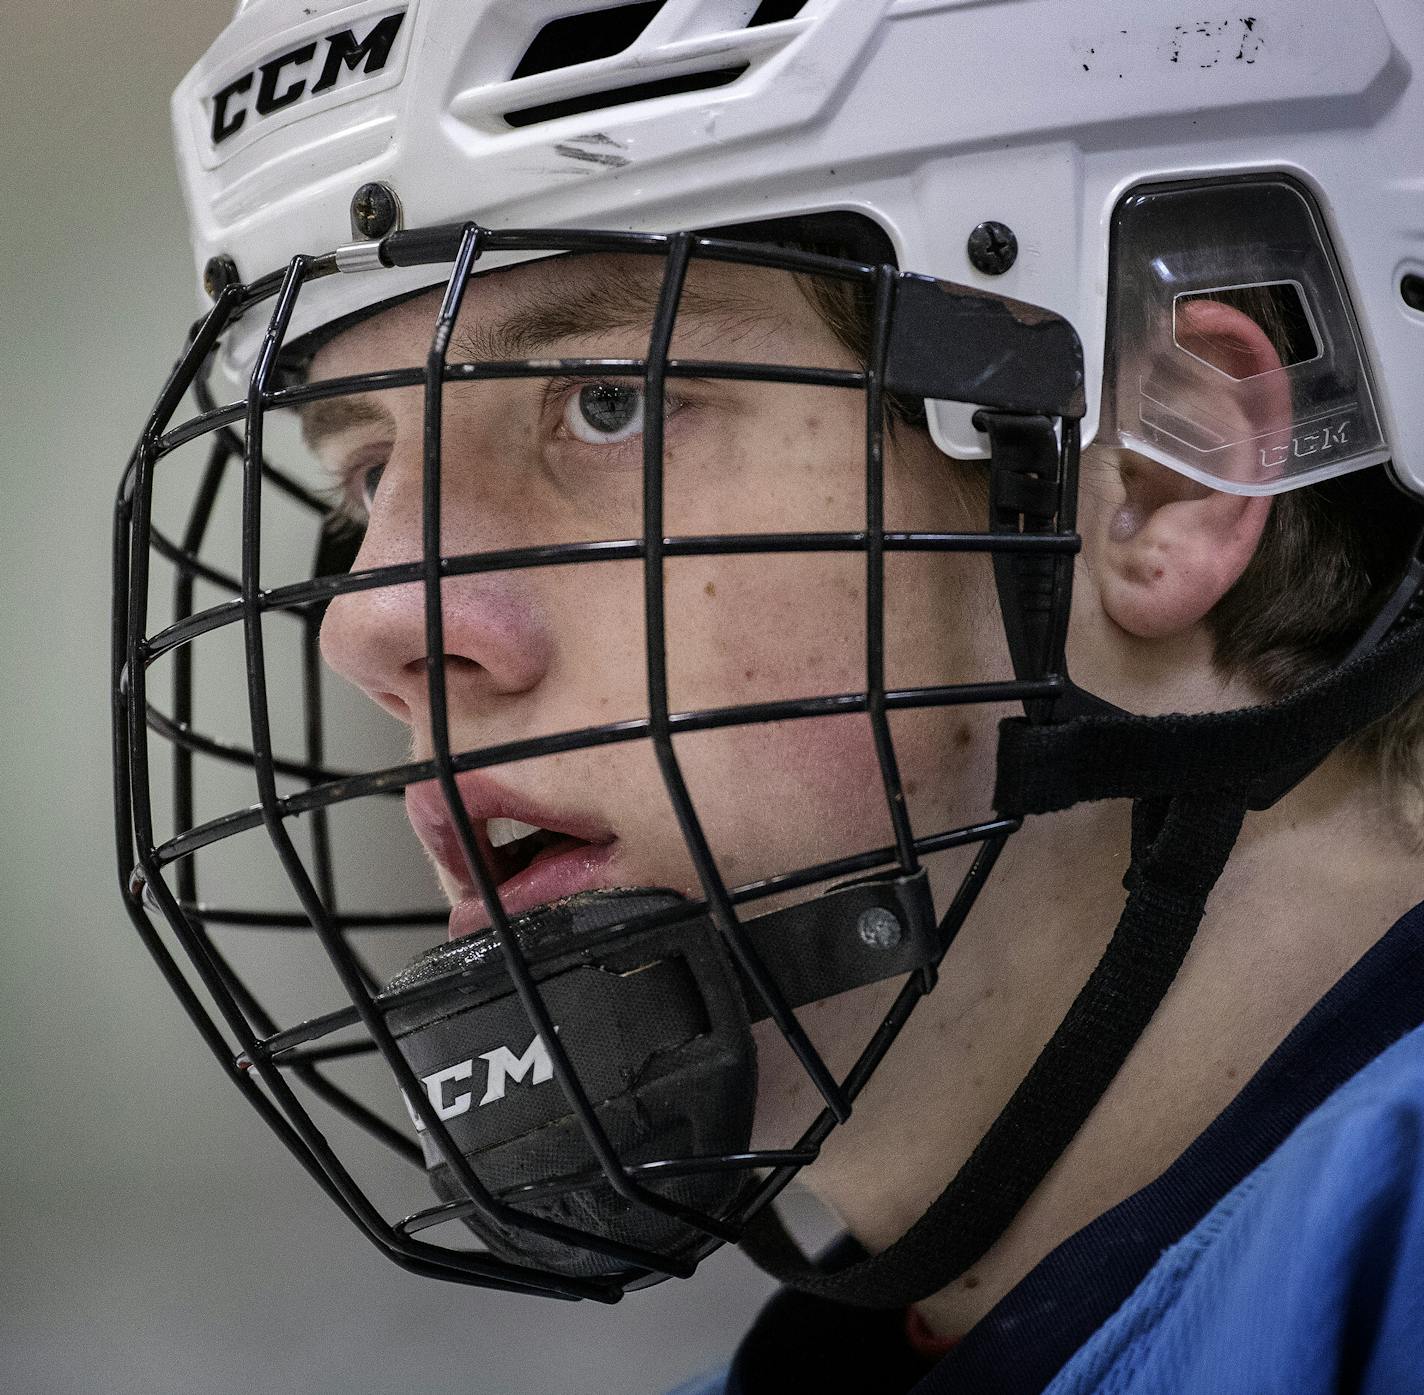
[1098,298,1287,641]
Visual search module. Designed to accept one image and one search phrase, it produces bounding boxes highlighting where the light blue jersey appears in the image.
[1045,1020,1424,1394]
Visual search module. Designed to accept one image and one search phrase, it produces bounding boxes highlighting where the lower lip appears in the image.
[446,841,620,940]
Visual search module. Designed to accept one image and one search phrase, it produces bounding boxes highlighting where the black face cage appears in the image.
[112,223,1089,1302]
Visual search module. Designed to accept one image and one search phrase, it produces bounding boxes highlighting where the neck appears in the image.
[800,751,1422,1339]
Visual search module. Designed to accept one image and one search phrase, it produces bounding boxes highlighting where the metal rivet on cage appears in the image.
[857,906,904,950]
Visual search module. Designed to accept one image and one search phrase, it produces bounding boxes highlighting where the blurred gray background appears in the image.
[0,4,788,1391]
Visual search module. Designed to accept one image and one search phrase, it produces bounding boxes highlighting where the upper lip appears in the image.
[403,771,613,892]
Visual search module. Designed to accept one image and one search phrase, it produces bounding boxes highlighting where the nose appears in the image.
[319,436,554,728]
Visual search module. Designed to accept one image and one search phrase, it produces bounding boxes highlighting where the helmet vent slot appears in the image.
[511,3,668,82]
[747,0,809,25]
[503,65,748,129]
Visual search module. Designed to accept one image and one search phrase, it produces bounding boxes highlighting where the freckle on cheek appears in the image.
[704,580,716,598]
[954,724,972,750]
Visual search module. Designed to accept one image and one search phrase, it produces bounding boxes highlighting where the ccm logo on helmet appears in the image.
[209,11,406,147]
[403,1035,555,1132]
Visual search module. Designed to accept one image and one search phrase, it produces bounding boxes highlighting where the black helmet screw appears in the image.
[1402,274,1424,314]
[967,220,1019,276]
[202,254,240,301]
[351,181,401,240]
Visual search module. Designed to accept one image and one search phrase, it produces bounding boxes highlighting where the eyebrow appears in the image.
[298,261,781,452]
[298,394,393,452]
[454,263,780,360]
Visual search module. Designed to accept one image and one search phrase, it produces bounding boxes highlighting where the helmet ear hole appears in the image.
[1152,296,1294,483]
[1100,175,1390,497]
[1174,283,1320,381]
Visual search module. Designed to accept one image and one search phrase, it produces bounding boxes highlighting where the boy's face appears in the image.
[312,251,1011,1143]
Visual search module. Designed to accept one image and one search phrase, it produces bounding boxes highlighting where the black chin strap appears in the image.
[997,582,1424,819]
[740,789,1246,1307]
[742,561,1424,1308]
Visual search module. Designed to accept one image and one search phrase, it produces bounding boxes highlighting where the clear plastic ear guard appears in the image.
[1101,175,1391,496]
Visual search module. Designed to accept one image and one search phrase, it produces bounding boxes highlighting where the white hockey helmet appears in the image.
[175,0,1424,496]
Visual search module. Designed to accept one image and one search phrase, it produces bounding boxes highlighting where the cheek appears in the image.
[666,712,893,895]
[665,554,885,854]
[655,551,1004,885]
[734,710,888,816]
[664,554,867,709]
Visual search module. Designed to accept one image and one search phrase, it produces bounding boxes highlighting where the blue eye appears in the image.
[563,383,645,444]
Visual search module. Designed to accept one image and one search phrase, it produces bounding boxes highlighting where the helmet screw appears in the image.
[1403,274,1424,314]
[351,181,401,240]
[967,221,1019,276]
[202,254,240,301]
[857,906,903,950]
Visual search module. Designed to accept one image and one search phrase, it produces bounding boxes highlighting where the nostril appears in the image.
[376,691,412,721]
[401,655,483,683]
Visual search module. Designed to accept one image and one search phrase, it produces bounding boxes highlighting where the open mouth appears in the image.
[447,826,620,940]
[403,777,619,940]
[486,818,587,883]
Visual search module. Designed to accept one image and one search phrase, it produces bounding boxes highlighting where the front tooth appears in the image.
[488,817,542,849]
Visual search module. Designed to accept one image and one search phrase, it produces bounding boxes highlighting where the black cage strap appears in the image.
[742,789,1247,1307]
[982,410,1065,706]
[998,606,1424,817]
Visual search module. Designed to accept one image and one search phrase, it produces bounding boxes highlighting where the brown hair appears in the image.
[1211,461,1424,828]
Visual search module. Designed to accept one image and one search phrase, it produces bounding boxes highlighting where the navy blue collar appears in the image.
[727,897,1424,1395]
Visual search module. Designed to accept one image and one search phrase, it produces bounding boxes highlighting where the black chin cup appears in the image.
[384,876,934,1277]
